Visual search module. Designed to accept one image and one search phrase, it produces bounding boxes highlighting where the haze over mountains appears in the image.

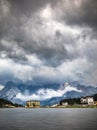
[0,81,97,106]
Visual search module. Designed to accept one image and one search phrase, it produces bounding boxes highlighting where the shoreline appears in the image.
[1,104,97,108]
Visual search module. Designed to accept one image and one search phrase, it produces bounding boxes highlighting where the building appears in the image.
[26,100,40,108]
[51,104,58,107]
[62,102,68,106]
[94,101,97,106]
[80,97,94,105]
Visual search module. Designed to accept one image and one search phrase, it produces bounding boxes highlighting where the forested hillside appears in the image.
[0,98,23,108]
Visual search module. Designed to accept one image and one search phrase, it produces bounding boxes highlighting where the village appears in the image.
[25,96,97,108]
[1,96,97,108]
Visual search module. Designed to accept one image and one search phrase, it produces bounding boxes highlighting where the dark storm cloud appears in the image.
[0,0,97,67]
[54,0,97,29]
[0,0,63,66]
[8,0,48,16]
[0,1,79,67]
[7,0,59,18]
[0,0,97,86]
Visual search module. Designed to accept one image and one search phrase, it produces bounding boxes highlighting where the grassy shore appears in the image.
[45,105,97,108]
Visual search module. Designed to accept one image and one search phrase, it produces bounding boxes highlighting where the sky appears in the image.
[0,0,97,86]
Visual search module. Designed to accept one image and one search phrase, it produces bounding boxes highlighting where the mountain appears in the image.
[0,81,20,100]
[0,81,97,106]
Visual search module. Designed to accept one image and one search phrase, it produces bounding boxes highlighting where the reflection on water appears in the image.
[0,108,97,130]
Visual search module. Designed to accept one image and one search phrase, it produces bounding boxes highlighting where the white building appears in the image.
[62,102,68,106]
[86,97,94,105]
[51,104,58,107]
[80,97,94,105]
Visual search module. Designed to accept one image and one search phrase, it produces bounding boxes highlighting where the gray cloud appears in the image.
[8,0,49,15]
[0,0,97,85]
[53,0,97,29]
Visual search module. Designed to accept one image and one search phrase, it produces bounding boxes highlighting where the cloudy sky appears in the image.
[0,0,97,86]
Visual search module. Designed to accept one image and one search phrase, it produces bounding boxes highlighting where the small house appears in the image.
[80,97,94,105]
[62,102,68,106]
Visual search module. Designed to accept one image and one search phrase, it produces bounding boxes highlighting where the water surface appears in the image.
[0,108,97,130]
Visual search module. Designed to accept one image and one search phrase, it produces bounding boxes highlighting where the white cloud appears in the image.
[26,54,42,66]
[15,83,82,101]
[0,58,34,82]
[0,54,90,84]
[13,64,33,82]
[40,4,53,20]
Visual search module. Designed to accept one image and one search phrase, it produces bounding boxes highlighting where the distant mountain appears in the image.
[41,91,83,106]
[70,81,97,96]
[0,81,20,101]
[0,81,97,106]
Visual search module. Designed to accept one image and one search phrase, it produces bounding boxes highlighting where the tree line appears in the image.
[60,93,97,105]
[0,98,23,108]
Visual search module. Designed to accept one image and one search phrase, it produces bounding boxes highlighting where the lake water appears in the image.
[0,108,97,130]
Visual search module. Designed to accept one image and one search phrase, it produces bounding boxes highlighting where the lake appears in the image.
[0,108,97,130]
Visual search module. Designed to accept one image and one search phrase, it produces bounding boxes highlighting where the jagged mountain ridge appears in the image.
[0,81,97,106]
[0,82,20,100]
